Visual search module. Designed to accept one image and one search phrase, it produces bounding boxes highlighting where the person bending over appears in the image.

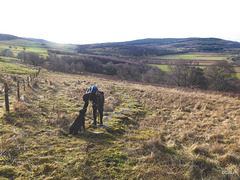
[82,86,104,125]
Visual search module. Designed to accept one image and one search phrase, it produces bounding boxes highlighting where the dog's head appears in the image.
[79,108,86,116]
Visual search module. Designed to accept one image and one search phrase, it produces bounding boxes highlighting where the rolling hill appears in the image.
[77,38,240,57]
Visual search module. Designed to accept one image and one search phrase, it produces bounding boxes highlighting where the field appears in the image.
[151,53,230,60]
[148,54,240,79]
[1,61,240,179]
[147,53,234,67]
[0,39,77,58]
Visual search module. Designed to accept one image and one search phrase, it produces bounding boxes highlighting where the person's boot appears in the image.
[99,118,103,126]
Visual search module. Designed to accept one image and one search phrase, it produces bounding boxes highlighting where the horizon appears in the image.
[1,0,240,44]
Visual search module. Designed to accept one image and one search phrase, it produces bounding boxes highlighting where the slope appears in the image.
[1,62,240,179]
[77,38,240,58]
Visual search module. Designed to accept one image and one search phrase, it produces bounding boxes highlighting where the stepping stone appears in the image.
[103,116,113,120]
[116,92,124,95]
[119,108,135,111]
[104,121,115,125]
[97,124,114,129]
[87,131,104,135]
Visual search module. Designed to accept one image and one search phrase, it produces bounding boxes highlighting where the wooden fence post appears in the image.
[4,83,9,112]
[17,81,20,102]
[23,80,25,91]
[27,77,30,87]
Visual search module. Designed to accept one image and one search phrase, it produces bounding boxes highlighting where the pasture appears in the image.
[151,53,230,60]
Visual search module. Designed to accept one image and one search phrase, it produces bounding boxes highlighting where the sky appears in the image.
[1,0,240,44]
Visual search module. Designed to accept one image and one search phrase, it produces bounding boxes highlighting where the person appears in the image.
[82,86,104,125]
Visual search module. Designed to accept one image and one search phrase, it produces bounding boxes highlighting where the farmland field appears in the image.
[151,53,230,60]
[148,64,170,72]
[148,63,240,79]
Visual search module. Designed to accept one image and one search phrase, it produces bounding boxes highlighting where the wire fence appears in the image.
[0,68,41,113]
[0,68,41,157]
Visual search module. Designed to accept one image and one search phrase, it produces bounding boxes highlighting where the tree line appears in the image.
[168,61,238,91]
[13,51,240,92]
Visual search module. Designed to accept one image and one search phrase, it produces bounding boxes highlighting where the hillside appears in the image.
[0,33,78,58]
[1,61,240,179]
[0,34,20,41]
[77,38,240,57]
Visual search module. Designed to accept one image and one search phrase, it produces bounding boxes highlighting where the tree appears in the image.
[104,62,117,75]
[168,61,192,87]
[168,61,207,89]
[142,66,165,83]
[188,67,207,89]
[204,61,237,91]
[2,49,14,57]
[17,52,25,62]
[25,52,44,66]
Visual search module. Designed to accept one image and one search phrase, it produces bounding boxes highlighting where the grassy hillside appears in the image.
[0,34,78,59]
[1,61,240,179]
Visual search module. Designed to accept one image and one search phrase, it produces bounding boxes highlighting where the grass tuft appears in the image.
[0,165,18,179]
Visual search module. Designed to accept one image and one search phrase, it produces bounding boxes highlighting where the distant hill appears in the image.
[23,37,55,44]
[0,33,21,41]
[1,32,240,58]
[0,33,54,44]
[77,38,240,57]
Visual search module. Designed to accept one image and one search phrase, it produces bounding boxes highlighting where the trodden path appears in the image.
[86,85,146,135]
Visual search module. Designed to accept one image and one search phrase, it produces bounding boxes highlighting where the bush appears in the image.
[25,52,44,66]
[142,66,165,83]
[1,49,14,57]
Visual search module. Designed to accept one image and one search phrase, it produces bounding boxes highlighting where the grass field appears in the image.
[0,39,78,58]
[148,64,206,72]
[1,61,240,179]
[148,64,170,72]
[148,63,240,79]
[151,53,230,60]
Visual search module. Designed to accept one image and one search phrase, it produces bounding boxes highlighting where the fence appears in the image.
[0,68,41,158]
[0,68,41,113]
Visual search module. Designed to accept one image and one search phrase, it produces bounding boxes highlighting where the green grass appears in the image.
[148,64,206,73]
[152,53,228,60]
[148,64,169,72]
[0,39,78,58]
[0,61,36,75]
[149,63,240,79]
[237,73,240,79]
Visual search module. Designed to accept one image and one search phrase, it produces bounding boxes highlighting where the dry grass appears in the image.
[1,67,240,179]
[123,83,240,178]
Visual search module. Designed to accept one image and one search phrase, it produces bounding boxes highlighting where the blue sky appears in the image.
[1,0,240,44]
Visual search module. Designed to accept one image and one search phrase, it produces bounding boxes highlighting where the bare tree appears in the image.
[168,61,192,87]
[204,61,237,91]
